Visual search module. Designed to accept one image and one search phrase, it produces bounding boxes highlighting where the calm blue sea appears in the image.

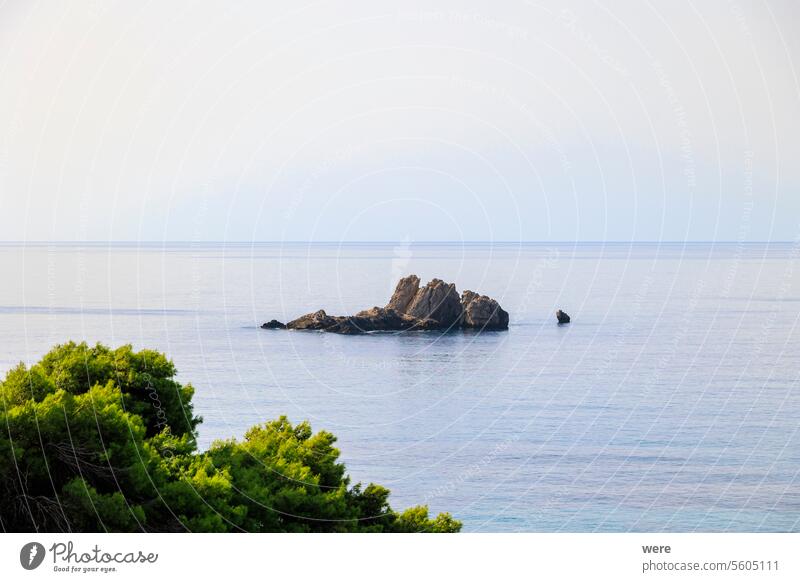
[1,242,798,532]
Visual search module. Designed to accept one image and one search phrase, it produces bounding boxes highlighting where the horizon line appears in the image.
[0,240,797,246]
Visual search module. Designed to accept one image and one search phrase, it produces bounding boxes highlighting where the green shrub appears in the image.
[0,341,460,533]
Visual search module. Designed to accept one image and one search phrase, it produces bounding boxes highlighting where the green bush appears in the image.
[0,341,460,533]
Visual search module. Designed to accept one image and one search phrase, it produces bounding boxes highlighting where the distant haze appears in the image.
[1,0,798,242]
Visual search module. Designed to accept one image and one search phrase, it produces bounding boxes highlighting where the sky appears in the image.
[0,0,798,242]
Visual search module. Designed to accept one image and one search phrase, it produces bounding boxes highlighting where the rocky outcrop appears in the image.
[404,278,462,328]
[261,319,286,329]
[285,307,440,334]
[286,309,340,331]
[271,275,509,334]
[461,290,509,330]
[351,307,440,333]
[386,275,420,313]
[556,309,570,324]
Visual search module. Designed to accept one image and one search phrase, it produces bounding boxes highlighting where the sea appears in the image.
[0,241,798,532]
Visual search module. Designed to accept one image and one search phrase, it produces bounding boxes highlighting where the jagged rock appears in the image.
[350,307,440,332]
[286,309,339,331]
[386,275,420,313]
[403,278,462,328]
[269,275,510,334]
[284,306,439,334]
[461,290,509,330]
[556,309,570,324]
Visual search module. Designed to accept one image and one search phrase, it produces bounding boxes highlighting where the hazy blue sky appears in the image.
[1,0,798,242]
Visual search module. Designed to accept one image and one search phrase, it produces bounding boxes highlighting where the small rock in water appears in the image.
[261,319,287,329]
[556,310,571,324]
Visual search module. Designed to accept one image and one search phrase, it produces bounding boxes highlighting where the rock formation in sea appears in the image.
[461,290,510,330]
[264,275,509,334]
[556,309,571,324]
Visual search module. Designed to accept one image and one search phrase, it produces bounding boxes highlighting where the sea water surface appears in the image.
[0,242,798,532]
